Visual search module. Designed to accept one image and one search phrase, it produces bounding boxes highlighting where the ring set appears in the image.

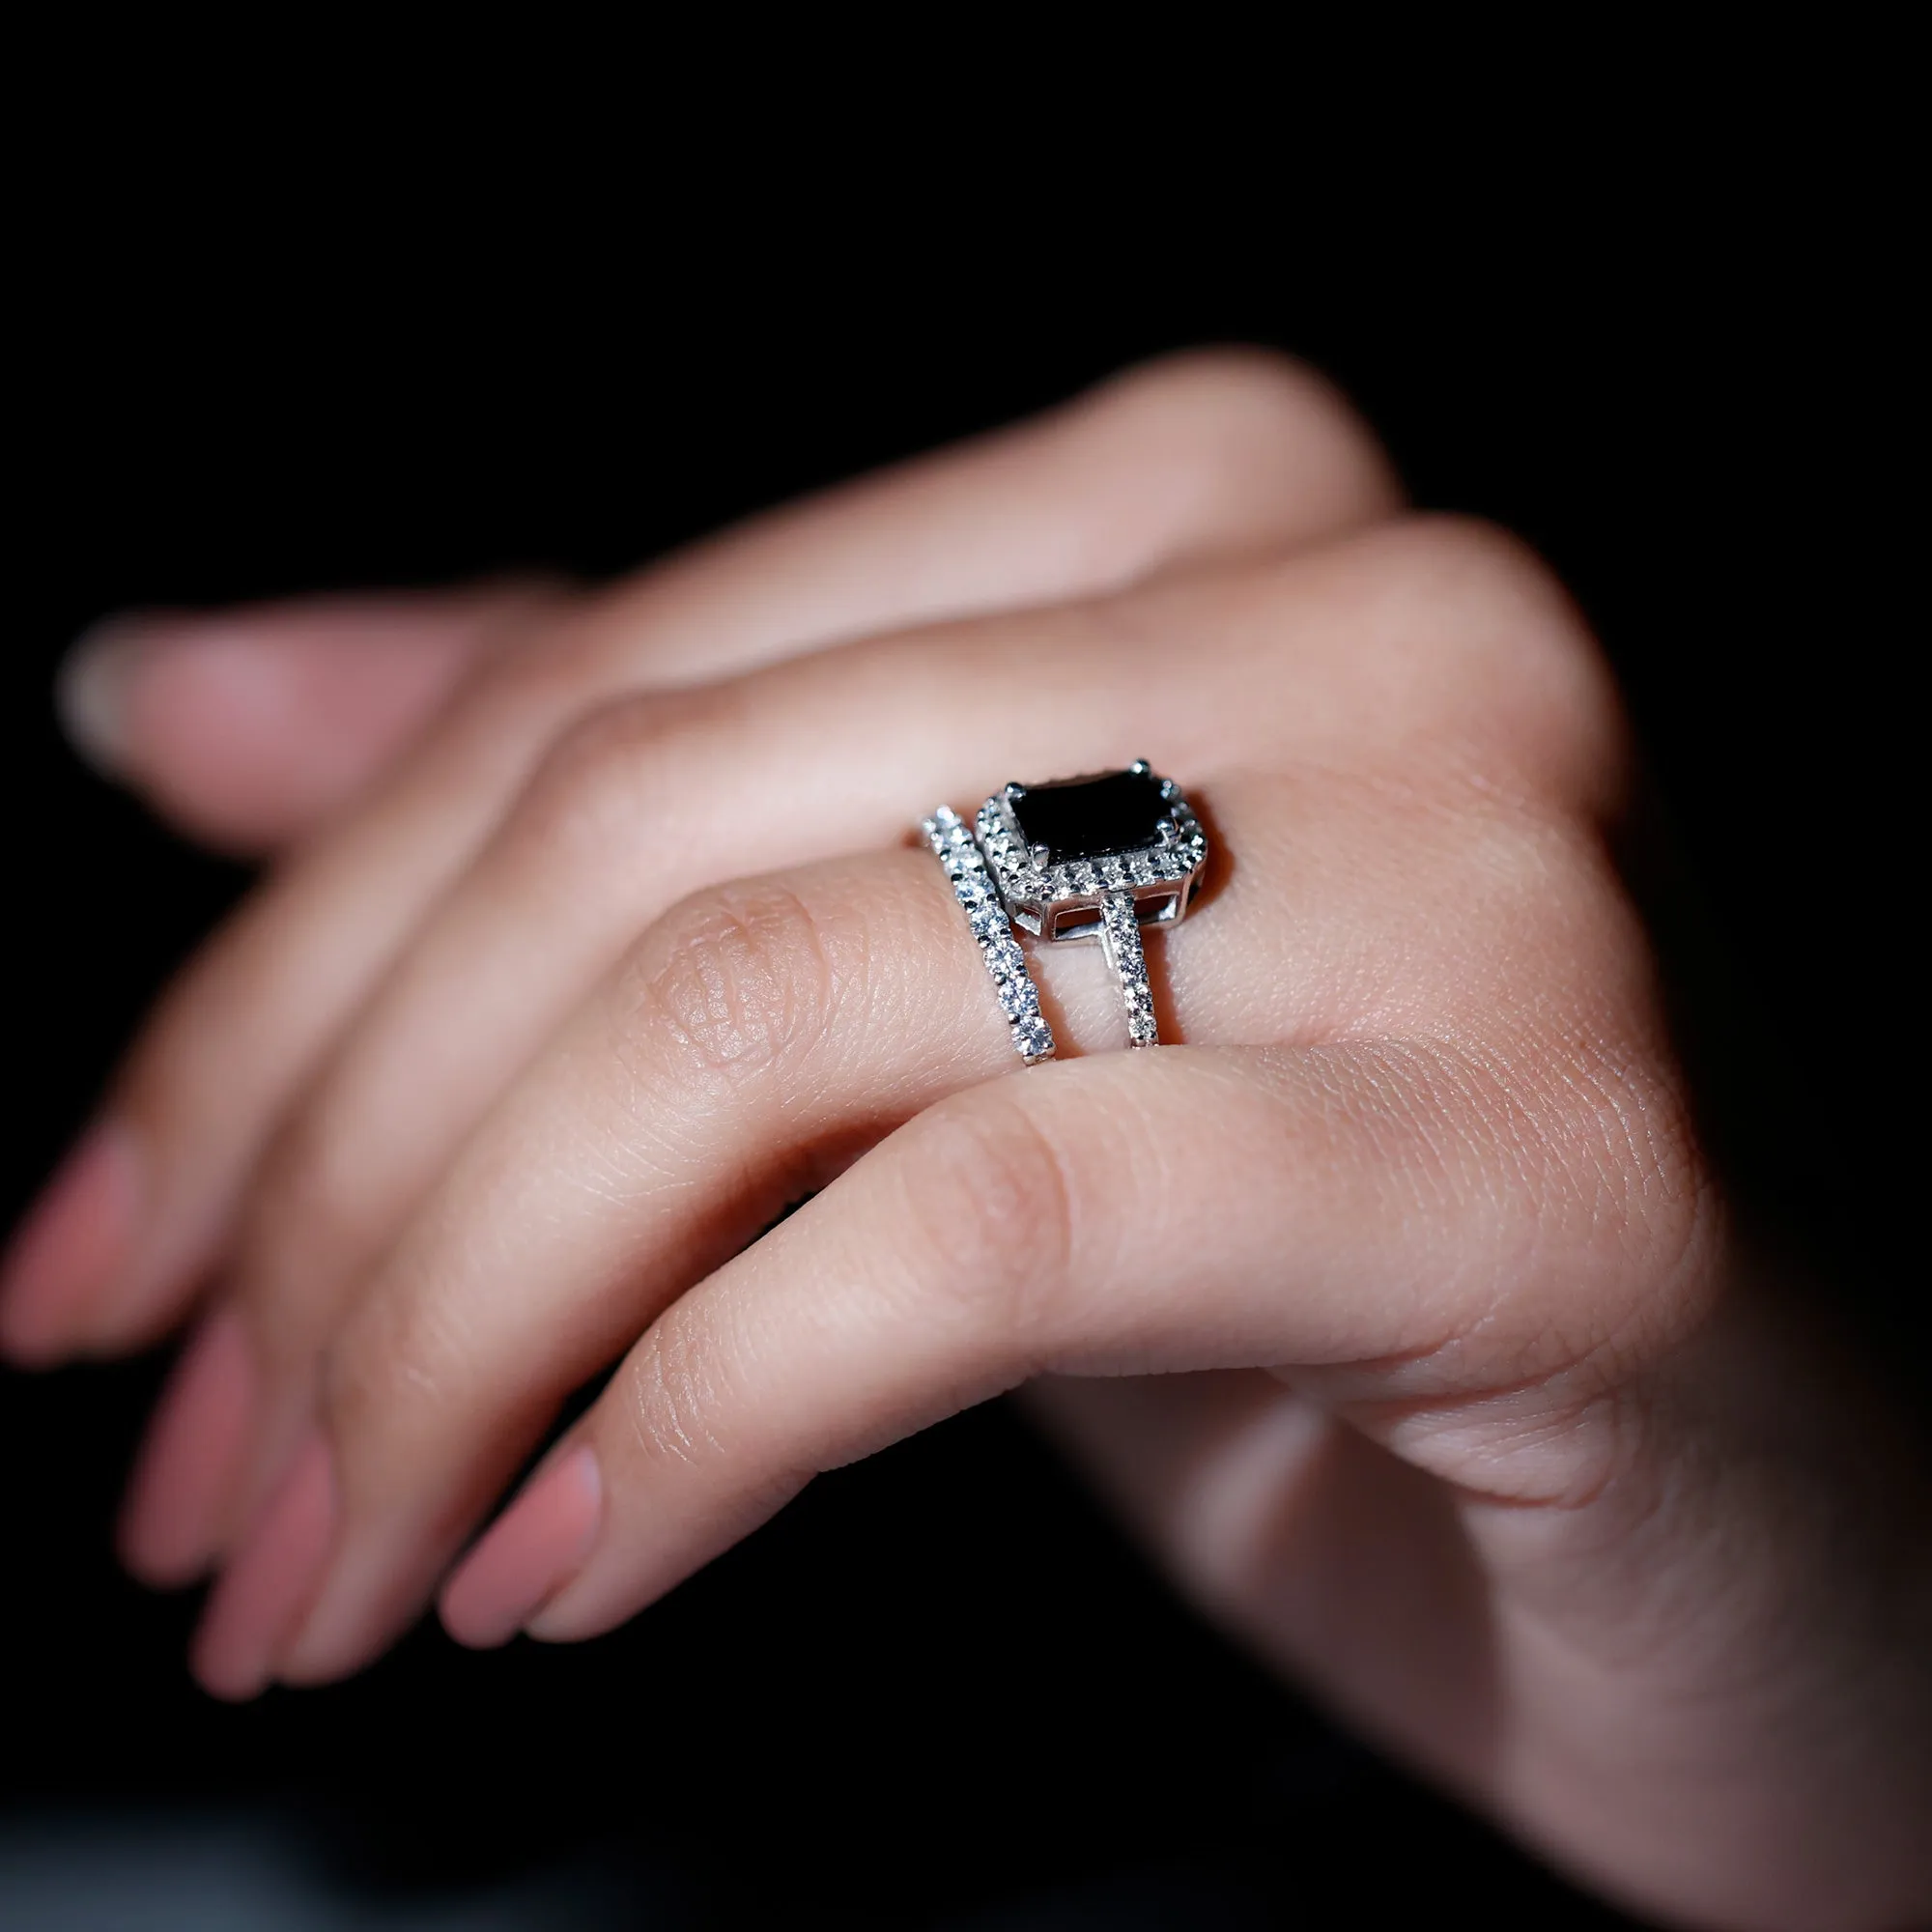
[923,763,1209,1062]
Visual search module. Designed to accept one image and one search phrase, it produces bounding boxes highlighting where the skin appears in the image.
[3,353,1927,1931]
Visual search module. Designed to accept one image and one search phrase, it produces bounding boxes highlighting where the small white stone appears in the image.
[1014,1018,1054,1061]
[997,978,1039,1018]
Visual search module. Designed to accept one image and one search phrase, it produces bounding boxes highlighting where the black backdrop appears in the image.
[2,124,1916,1930]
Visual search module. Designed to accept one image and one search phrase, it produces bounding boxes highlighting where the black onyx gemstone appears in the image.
[1009,768,1170,865]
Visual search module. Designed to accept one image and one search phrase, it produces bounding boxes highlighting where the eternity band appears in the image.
[922,806,1056,1065]
[1098,888,1158,1047]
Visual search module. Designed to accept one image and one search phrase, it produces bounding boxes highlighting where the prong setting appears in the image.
[976,766,1208,951]
[921,807,1055,1065]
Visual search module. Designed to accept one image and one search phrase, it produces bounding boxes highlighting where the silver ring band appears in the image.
[1098,888,1158,1047]
[922,807,1056,1065]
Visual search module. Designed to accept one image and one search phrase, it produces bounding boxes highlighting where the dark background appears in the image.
[1,109,1916,1929]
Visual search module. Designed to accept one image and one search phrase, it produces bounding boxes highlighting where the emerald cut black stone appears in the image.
[1010,768,1170,865]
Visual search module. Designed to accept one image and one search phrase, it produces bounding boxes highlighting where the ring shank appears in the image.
[1098,890,1158,1047]
[921,808,1056,1065]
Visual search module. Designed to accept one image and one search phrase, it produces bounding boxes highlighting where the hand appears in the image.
[6,354,1927,1932]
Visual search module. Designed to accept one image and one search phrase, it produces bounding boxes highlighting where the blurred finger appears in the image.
[61,582,565,852]
[0,353,1398,1367]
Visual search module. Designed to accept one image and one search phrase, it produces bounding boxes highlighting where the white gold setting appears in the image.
[979,761,1208,1050]
[1098,889,1158,1048]
[923,765,1208,1057]
[974,763,1208,947]
[921,806,1056,1065]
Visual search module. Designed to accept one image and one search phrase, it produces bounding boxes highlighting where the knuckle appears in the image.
[1456,839,1717,1316]
[616,876,854,1086]
[458,598,627,718]
[1365,516,1631,805]
[620,1318,732,1473]
[312,1314,393,1454]
[1100,346,1356,447]
[896,1091,1076,1340]
[1563,1054,1723,1364]
[502,689,722,871]
[1447,812,1613,975]
[229,1115,362,1324]
[116,887,301,1146]
[615,1315,815,1508]
[1463,1025,1722,1380]
[1089,348,1397,522]
[316,1273,472,1457]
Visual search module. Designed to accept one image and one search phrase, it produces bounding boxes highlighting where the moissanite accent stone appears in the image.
[921,807,1056,1065]
[1098,888,1159,1048]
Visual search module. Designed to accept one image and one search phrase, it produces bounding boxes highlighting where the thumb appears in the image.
[59,580,566,854]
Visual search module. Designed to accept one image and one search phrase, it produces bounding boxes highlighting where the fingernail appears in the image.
[189,1431,336,1702]
[439,1444,603,1650]
[118,1306,260,1587]
[56,618,151,776]
[0,1121,143,1365]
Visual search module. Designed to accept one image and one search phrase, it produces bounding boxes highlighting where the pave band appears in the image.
[1098,889,1158,1047]
[922,807,1056,1065]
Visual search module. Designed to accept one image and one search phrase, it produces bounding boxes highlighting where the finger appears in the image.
[214,506,1615,1391]
[492,1029,1703,1650]
[2,352,1400,1367]
[191,724,1677,1690]
[123,518,1623,1583]
[192,558,1397,1509]
[185,840,1022,1690]
[60,581,566,853]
